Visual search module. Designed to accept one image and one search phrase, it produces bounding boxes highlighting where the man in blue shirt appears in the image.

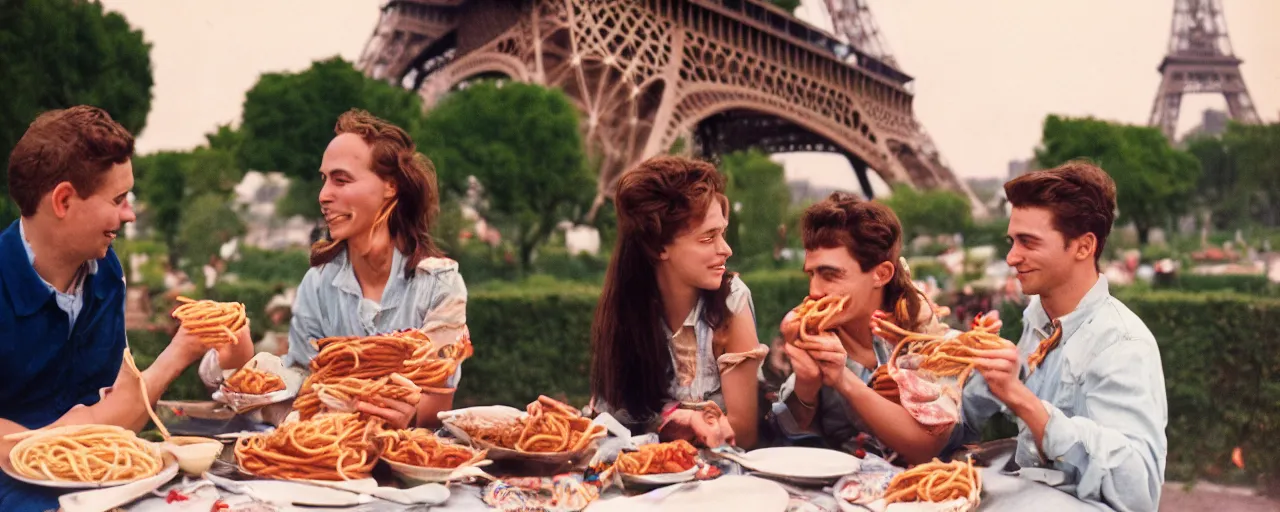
[952,162,1168,511]
[0,106,245,511]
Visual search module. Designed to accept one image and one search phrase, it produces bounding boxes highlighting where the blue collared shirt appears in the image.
[948,275,1168,512]
[284,248,469,386]
[18,220,96,327]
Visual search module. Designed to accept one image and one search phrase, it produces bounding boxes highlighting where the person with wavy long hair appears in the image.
[589,156,767,448]
[282,109,468,429]
[772,192,950,463]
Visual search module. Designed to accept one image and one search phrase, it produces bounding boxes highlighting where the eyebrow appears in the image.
[323,168,354,179]
[804,264,843,274]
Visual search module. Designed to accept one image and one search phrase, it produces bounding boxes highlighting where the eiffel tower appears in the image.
[358,0,982,215]
[1148,0,1260,140]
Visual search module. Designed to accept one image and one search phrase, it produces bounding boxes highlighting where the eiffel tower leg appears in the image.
[1223,92,1261,125]
[844,153,875,200]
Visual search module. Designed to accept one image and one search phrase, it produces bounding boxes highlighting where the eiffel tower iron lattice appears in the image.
[1148,0,1260,140]
[358,0,981,215]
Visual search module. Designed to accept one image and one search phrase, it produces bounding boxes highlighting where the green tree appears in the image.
[0,0,154,225]
[177,193,245,276]
[1221,122,1280,227]
[416,81,593,270]
[133,145,242,258]
[236,57,424,219]
[882,184,972,241]
[1034,115,1200,245]
[721,149,790,267]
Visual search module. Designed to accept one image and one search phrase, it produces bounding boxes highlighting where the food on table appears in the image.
[378,428,486,469]
[222,366,286,395]
[451,396,607,454]
[8,425,163,483]
[172,296,247,346]
[234,413,381,481]
[882,458,981,506]
[615,440,698,475]
[294,329,471,419]
[301,373,422,419]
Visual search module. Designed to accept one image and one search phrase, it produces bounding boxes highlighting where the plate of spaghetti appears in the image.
[836,458,982,512]
[440,396,608,464]
[377,428,490,483]
[233,412,382,482]
[2,425,178,489]
[615,440,700,485]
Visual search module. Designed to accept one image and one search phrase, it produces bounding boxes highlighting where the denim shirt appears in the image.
[771,336,894,456]
[592,275,755,432]
[948,275,1168,512]
[284,249,468,386]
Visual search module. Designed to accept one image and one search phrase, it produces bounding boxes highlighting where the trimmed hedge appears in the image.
[1154,273,1277,296]
[1114,291,1280,489]
[132,271,1279,489]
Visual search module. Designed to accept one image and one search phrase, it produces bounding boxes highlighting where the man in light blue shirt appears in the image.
[949,162,1167,512]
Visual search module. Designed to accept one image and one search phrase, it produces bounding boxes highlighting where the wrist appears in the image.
[834,368,865,398]
[1004,383,1040,418]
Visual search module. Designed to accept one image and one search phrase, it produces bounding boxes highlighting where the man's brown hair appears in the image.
[801,192,925,331]
[1004,161,1117,267]
[7,106,135,217]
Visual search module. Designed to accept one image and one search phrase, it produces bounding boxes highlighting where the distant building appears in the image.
[1181,109,1229,141]
[787,178,858,205]
[1007,158,1033,181]
[233,171,314,250]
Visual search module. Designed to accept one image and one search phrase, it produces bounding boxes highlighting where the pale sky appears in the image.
[99,0,1279,191]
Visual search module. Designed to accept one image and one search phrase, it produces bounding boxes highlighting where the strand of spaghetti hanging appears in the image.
[872,314,1015,389]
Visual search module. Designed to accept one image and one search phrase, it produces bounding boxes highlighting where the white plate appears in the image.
[3,458,179,490]
[620,465,698,486]
[587,475,789,512]
[737,447,861,480]
[383,457,493,484]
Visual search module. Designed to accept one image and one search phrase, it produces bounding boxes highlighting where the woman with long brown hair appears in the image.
[589,156,767,448]
[772,192,951,464]
[283,109,468,429]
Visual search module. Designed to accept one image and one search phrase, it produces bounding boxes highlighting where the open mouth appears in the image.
[325,213,352,224]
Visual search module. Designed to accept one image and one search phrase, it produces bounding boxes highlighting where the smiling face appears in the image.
[803,245,893,326]
[1006,206,1096,296]
[658,202,732,291]
[318,133,396,243]
[58,159,136,260]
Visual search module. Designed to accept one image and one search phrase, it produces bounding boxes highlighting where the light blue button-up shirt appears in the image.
[948,275,1168,512]
[19,220,96,327]
[284,249,469,387]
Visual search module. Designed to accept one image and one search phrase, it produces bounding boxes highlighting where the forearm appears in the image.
[1005,385,1050,454]
[784,378,822,431]
[721,363,761,448]
[835,374,950,464]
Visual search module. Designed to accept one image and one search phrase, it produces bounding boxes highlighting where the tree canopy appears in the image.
[0,0,153,225]
[721,149,790,266]
[881,185,973,242]
[236,57,424,219]
[415,81,593,269]
[1034,115,1200,245]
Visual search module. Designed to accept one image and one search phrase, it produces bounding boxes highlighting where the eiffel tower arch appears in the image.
[359,0,982,215]
[1149,0,1261,140]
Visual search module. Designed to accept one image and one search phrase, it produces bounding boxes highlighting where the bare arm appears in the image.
[1,332,204,460]
[833,371,952,464]
[719,312,762,449]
